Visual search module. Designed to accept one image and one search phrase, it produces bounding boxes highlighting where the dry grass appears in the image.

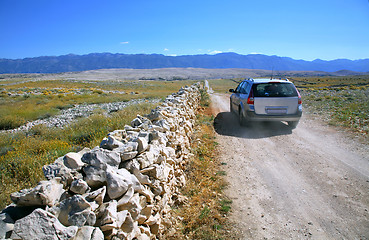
[0,79,198,130]
[0,101,159,209]
[165,89,232,239]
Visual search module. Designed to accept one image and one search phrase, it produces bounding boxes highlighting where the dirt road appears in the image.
[211,93,369,239]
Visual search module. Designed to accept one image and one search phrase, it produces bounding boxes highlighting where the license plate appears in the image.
[265,107,287,115]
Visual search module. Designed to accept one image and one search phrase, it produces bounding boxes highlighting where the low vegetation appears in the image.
[292,76,369,137]
[167,89,232,239]
[0,79,196,130]
[0,102,158,209]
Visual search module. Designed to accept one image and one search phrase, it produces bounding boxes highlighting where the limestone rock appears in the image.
[83,187,106,211]
[70,179,90,195]
[82,148,121,188]
[117,186,134,207]
[140,164,164,180]
[121,151,138,161]
[83,166,107,188]
[106,168,132,200]
[43,157,81,186]
[54,195,96,227]
[95,201,128,232]
[136,137,148,154]
[117,193,142,220]
[64,152,85,170]
[82,148,121,168]
[74,226,104,240]
[11,208,78,240]
[0,212,14,239]
[100,136,124,151]
[10,179,64,207]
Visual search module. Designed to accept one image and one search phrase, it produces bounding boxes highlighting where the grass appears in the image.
[0,79,197,130]
[292,75,369,137]
[0,102,158,209]
[207,78,242,94]
[165,89,232,239]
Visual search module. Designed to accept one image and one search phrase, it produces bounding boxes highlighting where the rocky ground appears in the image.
[211,93,369,239]
[5,98,161,133]
[0,68,351,83]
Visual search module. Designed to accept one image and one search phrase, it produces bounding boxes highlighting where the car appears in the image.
[229,78,302,128]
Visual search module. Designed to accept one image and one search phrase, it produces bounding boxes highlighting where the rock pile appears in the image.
[0,83,200,240]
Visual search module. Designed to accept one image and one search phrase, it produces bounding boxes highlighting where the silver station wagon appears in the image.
[229,78,302,128]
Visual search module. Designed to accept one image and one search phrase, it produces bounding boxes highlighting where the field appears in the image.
[0,73,368,238]
[0,78,198,130]
[0,77,198,209]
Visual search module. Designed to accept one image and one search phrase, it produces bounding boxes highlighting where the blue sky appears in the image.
[0,0,368,60]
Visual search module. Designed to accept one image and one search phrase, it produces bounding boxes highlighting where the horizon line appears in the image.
[1,52,368,62]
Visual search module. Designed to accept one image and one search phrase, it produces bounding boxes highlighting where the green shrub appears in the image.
[0,115,26,130]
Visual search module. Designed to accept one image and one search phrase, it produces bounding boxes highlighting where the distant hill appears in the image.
[0,52,368,74]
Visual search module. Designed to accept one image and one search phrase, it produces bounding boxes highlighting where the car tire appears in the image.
[288,121,299,129]
[239,108,248,126]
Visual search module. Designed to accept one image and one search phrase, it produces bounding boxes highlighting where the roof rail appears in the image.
[248,78,254,81]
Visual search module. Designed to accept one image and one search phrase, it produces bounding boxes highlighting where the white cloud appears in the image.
[209,50,223,54]
[120,41,129,44]
[164,48,169,51]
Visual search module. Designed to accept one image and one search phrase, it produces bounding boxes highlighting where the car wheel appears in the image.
[239,108,247,126]
[288,121,299,129]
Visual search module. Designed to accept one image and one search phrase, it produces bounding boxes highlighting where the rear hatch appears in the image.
[252,82,299,115]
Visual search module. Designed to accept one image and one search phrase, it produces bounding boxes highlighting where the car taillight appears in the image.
[297,89,302,104]
[247,89,254,105]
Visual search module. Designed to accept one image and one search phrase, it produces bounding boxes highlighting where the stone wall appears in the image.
[0,83,201,240]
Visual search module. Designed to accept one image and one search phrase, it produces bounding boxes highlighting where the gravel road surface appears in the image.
[211,93,369,239]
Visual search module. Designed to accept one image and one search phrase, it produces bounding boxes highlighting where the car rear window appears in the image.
[252,82,298,97]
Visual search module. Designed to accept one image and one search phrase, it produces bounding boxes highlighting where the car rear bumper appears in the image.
[245,110,302,122]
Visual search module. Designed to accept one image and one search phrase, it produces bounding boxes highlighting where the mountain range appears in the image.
[0,52,368,74]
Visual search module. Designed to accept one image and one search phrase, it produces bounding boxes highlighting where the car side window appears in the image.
[235,82,243,93]
[240,82,249,94]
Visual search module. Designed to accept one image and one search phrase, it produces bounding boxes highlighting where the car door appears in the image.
[238,82,250,110]
[231,81,246,111]
[230,82,240,110]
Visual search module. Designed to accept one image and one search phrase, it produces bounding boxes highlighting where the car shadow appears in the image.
[213,112,293,139]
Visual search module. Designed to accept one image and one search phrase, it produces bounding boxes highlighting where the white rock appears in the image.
[81,148,121,188]
[117,193,142,220]
[106,168,133,199]
[121,151,138,161]
[84,186,106,204]
[64,152,85,170]
[136,137,148,154]
[10,179,64,207]
[11,208,78,240]
[82,148,121,168]
[140,164,164,180]
[0,212,14,239]
[83,166,107,188]
[74,226,104,240]
[117,186,134,207]
[43,157,81,186]
[54,195,96,227]
[70,179,90,195]
[96,201,121,231]
[100,136,124,150]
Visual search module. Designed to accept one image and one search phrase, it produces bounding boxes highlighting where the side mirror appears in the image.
[229,89,235,93]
